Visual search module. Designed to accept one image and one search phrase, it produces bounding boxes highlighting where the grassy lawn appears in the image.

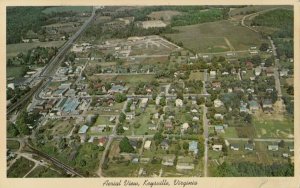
[42,6,92,14]
[103,163,139,177]
[115,74,155,83]
[189,71,205,81]
[223,127,238,138]
[7,157,34,177]
[253,117,294,139]
[7,41,65,58]
[94,116,111,125]
[132,105,157,135]
[7,140,20,151]
[27,166,64,177]
[50,119,75,136]
[164,20,266,53]
[6,66,25,79]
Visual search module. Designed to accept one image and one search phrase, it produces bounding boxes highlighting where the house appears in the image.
[109,116,116,122]
[130,140,138,149]
[245,61,254,70]
[192,116,199,121]
[181,123,190,132]
[162,154,176,166]
[262,99,273,109]
[189,141,198,155]
[282,153,290,158]
[132,158,139,164]
[268,145,279,151]
[212,81,221,88]
[230,144,239,151]
[148,124,157,131]
[210,71,216,79]
[99,137,107,146]
[214,99,224,108]
[280,69,289,77]
[249,100,260,111]
[161,139,170,150]
[244,144,254,151]
[255,66,262,76]
[191,109,198,113]
[266,67,274,77]
[289,146,294,152]
[78,125,89,143]
[214,114,224,120]
[108,85,128,94]
[164,119,173,129]
[139,98,149,109]
[176,156,195,170]
[144,140,152,150]
[126,112,135,120]
[212,144,223,151]
[214,125,225,133]
[175,99,183,107]
[240,102,248,113]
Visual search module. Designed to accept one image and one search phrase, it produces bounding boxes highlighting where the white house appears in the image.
[214,99,224,108]
[175,99,183,107]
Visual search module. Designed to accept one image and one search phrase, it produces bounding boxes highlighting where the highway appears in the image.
[7,7,97,115]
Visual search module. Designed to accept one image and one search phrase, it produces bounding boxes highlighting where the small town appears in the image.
[6,5,294,177]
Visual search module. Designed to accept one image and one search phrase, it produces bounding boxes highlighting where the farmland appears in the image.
[164,20,266,53]
[42,6,93,14]
[7,41,65,58]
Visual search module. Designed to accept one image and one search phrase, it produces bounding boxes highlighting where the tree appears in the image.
[119,137,134,153]
[119,112,126,123]
[183,141,189,150]
[115,93,127,103]
[259,43,269,51]
[278,140,285,148]
[153,132,163,145]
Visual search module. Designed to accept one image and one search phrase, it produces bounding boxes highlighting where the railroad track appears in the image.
[26,143,84,177]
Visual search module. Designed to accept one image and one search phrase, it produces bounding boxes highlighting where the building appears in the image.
[108,85,128,94]
[245,61,254,70]
[255,66,262,76]
[99,137,107,146]
[144,140,152,150]
[289,146,294,152]
[140,20,167,29]
[210,71,216,79]
[162,154,176,166]
[230,144,239,151]
[280,69,289,77]
[161,139,170,150]
[266,67,274,77]
[126,112,135,120]
[214,99,224,108]
[181,123,190,133]
[176,156,194,170]
[268,145,279,151]
[175,99,183,107]
[214,125,225,133]
[212,81,221,88]
[244,144,254,151]
[78,125,89,143]
[164,119,173,130]
[139,98,149,109]
[262,99,273,109]
[214,114,224,120]
[189,141,198,155]
[212,144,223,151]
[249,100,260,111]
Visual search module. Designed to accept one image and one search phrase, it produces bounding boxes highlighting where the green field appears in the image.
[7,41,65,58]
[7,140,20,151]
[253,118,294,139]
[42,6,92,14]
[7,157,34,177]
[27,166,63,177]
[6,66,25,79]
[189,71,205,80]
[165,20,266,53]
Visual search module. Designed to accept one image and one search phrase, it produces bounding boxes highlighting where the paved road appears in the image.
[268,36,282,98]
[93,72,155,76]
[226,137,293,142]
[202,104,209,177]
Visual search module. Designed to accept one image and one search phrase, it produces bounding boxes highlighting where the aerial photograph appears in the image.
[6,5,294,177]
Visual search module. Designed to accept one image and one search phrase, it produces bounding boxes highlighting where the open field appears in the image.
[253,118,294,139]
[7,157,34,177]
[189,71,205,80]
[229,5,291,17]
[27,166,63,177]
[7,140,20,151]
[7,41,65,58]
[42,6,92,14]
[115,74,155,83]
[147,10,182,22]
[6,66,25,79]
[164,20,266,53]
